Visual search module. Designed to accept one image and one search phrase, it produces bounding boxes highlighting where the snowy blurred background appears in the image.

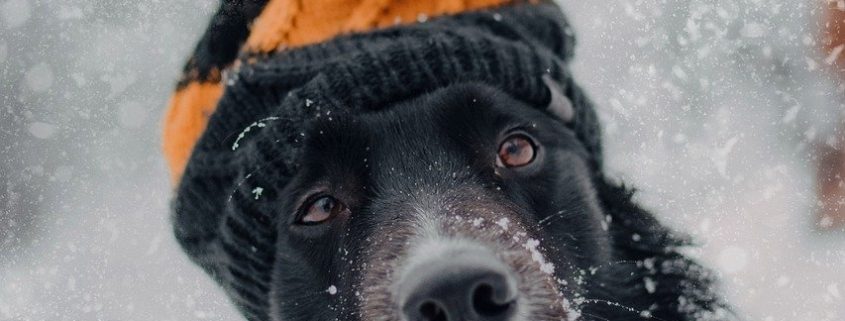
[1,0,843,320]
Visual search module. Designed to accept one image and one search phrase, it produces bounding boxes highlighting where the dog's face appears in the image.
[269,84,611,321]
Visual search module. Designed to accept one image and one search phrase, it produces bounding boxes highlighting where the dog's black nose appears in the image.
[398,253,518,321]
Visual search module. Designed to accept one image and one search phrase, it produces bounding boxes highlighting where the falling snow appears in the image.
[644,277,657,294]
[116,101,149,129]
[1,1,843,320]
[251,187,264,200]
[23,62,54,93]
[1,0,31,29]
[27,122,56,139]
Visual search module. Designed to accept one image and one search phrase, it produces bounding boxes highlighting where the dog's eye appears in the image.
[297,195,346,225]
[497,134,536,168]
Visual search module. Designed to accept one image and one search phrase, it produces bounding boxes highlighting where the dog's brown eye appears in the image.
[298,196,345,225]
[497,135,536,168]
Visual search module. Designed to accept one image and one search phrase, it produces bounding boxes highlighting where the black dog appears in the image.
[268,83,729,321]
[169,2,731,320]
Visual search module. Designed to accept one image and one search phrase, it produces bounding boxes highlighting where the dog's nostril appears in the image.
[419,301,448,321]
[472,283,514,317]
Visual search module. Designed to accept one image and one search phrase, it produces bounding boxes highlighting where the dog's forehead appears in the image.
[358,84,534,140]
[326,86,512,187]
[358,108,473,189]
[305,84,559,192]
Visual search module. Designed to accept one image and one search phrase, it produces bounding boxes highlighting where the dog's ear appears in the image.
[542,75,574,123]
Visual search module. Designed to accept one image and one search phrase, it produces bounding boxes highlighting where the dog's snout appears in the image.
[397,251,518,321]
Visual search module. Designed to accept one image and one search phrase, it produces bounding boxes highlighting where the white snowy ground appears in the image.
[0,0,843,320]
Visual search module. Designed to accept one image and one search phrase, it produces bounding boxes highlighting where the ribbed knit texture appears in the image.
[172,2,601,320]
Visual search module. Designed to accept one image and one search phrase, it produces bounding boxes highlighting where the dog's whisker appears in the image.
[579,298,668,321]
[538,210,571,226]
[586,259,641,272]
[578,311,612,321]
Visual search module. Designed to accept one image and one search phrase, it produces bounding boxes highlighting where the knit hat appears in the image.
[171,2,601,320]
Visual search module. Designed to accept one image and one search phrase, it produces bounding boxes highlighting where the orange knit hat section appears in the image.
[163,81,225,183]
[245,0,512,53]
[164,0,514,184]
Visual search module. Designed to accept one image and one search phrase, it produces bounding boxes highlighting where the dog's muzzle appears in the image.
[395,248,519,321]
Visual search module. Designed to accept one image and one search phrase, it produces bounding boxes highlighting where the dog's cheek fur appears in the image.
[269,233,340,320]
[270,214,377,321]
[585,177,732,321]
[516,150,613,272]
